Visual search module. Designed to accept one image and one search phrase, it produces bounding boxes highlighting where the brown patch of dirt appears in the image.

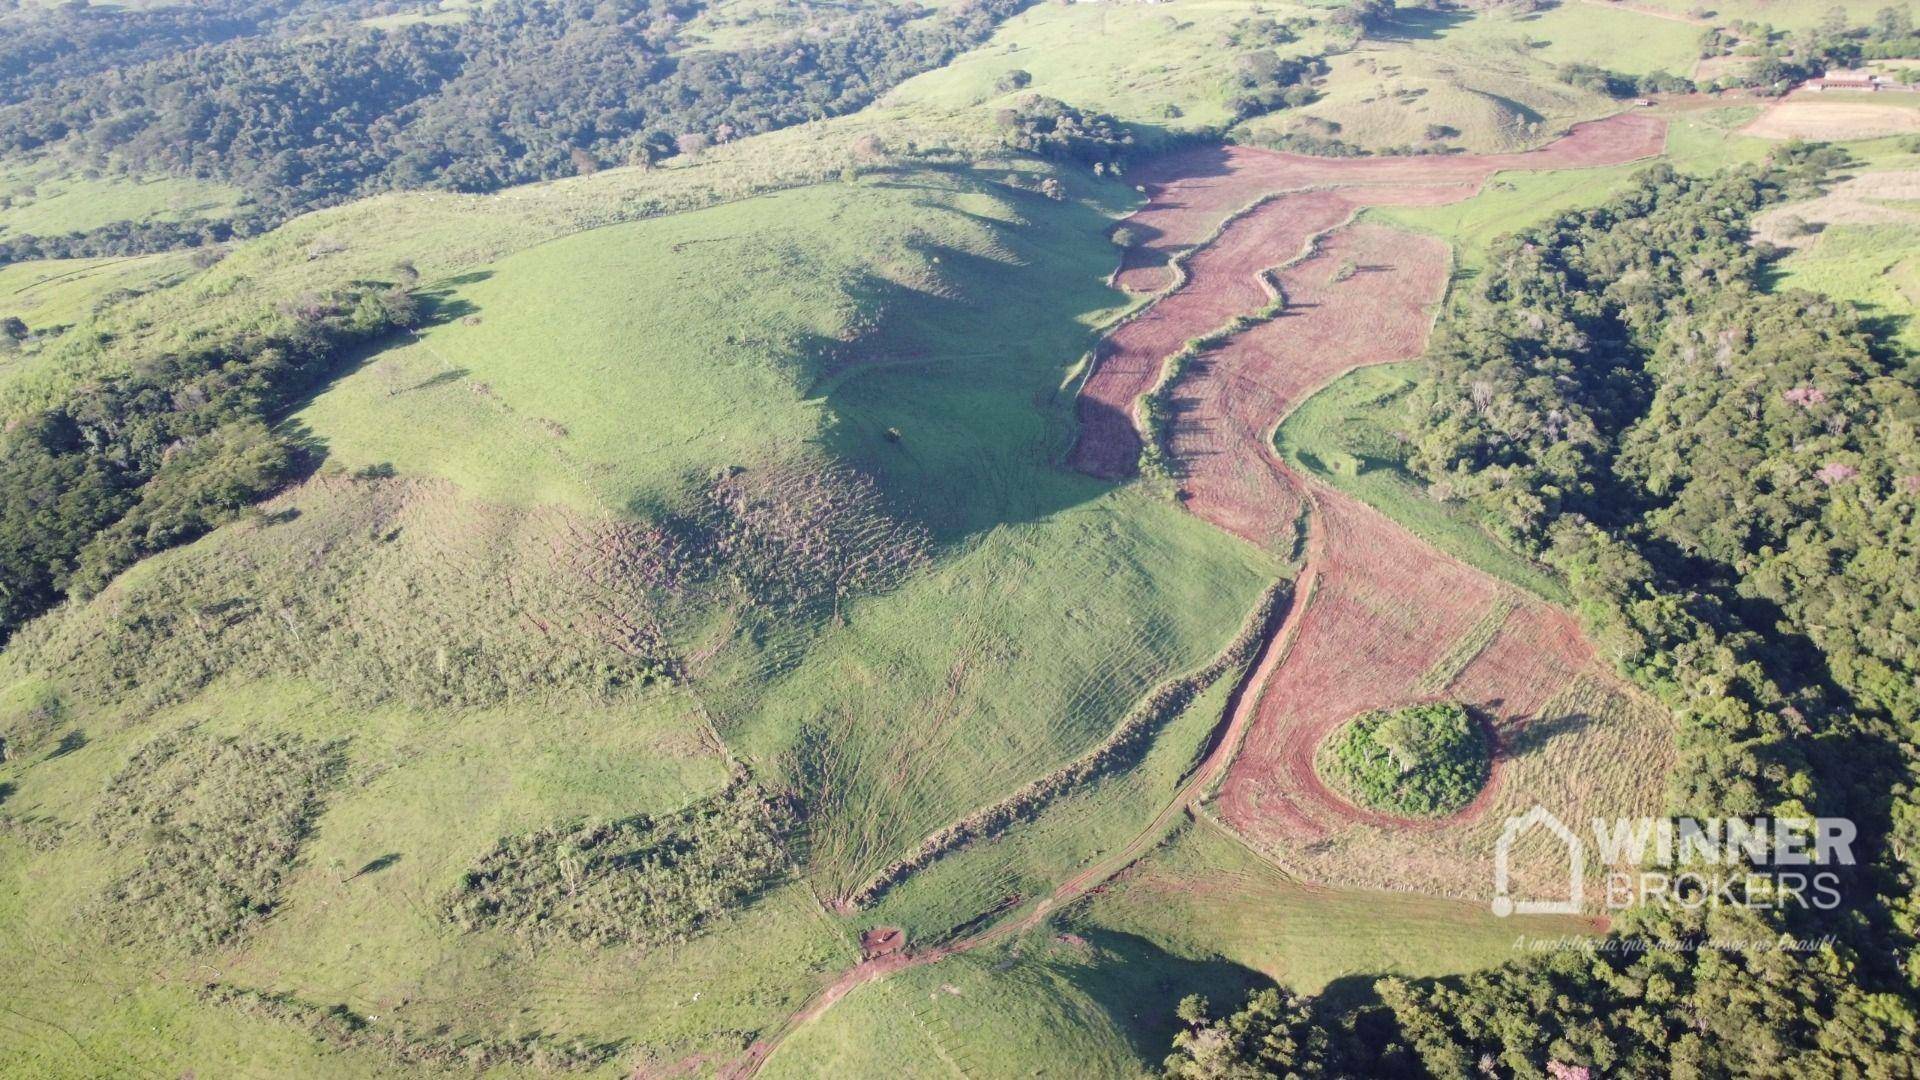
[630,1053,712,1080]
[859,926,906,959]
[1575,0,1706,25]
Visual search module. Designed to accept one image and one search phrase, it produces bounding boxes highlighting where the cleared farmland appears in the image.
[1064,109,1674,902]
[1074,113,1666,478]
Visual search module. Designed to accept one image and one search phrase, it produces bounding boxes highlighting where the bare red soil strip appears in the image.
[1167,220,1453,548]
[1073,113,1666,478]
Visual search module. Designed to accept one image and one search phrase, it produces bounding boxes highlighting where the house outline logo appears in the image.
[1493,805,1583,917]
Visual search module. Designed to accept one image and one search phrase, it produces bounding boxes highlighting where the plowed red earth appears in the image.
[1218,493,1598,842]
[1111,113,1666,294]
[1166,220,1452,549]
[1073,112,1667,478]
[1167,219,1606,840]
[1073,111,1664,843]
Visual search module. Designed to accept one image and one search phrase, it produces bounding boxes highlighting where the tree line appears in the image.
[0,279,420,641]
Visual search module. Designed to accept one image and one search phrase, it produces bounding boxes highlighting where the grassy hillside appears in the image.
[1240,5,1629,153]
[0,160,243,239]
[0,123,1284,1073]
[882,0,1337,137]
[767,817,1599,1078]
[0,251,201,338]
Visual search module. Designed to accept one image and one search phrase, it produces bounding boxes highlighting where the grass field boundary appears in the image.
[841,579,1292,910]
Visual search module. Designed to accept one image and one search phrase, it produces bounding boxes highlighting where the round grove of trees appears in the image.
[1315,700,1490,817]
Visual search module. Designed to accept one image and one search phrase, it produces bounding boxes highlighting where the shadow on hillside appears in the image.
[1371,7,1473,42]
[270,269,492,466]
[806,176,1151,543]
[1101,143,1245,287]
[1049,927,1272,1065]
[45,730,85,760]
[1501,709,1594,758]
[350,852,402,880]
[284,164,1187,555]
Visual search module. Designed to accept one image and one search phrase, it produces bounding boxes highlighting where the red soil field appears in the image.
[1071,112,1667,845]
[1072,112,1666,478]
[1215,492,1600,843]
[1111,113,1666,294]
[1165,220,1452,549]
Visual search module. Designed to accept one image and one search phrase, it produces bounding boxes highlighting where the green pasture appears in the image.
[0,160,242,237]
[883,0,1334,137]
[1772,220,1920,349]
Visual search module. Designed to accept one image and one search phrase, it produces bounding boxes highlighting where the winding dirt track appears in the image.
[720,112,1665,1077]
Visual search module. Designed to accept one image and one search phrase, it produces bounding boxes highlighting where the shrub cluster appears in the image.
[1315,701,1489,818]
[0,281,418,643]
[89,730,343,950]
[995,94,1134,167]
[442,778,788,948]
[199,983,622,1072]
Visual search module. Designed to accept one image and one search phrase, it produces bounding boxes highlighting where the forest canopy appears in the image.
[0,0,1032,261]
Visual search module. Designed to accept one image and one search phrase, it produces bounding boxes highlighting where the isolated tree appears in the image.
[675,132,711,159]
[1372,710,1428,772]
[852,133,888,162]
[0,316,26,343]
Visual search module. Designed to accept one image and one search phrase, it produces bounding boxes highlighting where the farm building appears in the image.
[1806,70,1885,92]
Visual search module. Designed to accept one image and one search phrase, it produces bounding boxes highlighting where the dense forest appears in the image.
[0,0,393,98]
[1165,145,1920,1075]
[0,0,1030,260]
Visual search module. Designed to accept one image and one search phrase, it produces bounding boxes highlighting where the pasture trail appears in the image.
[717,112,1666,1076]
